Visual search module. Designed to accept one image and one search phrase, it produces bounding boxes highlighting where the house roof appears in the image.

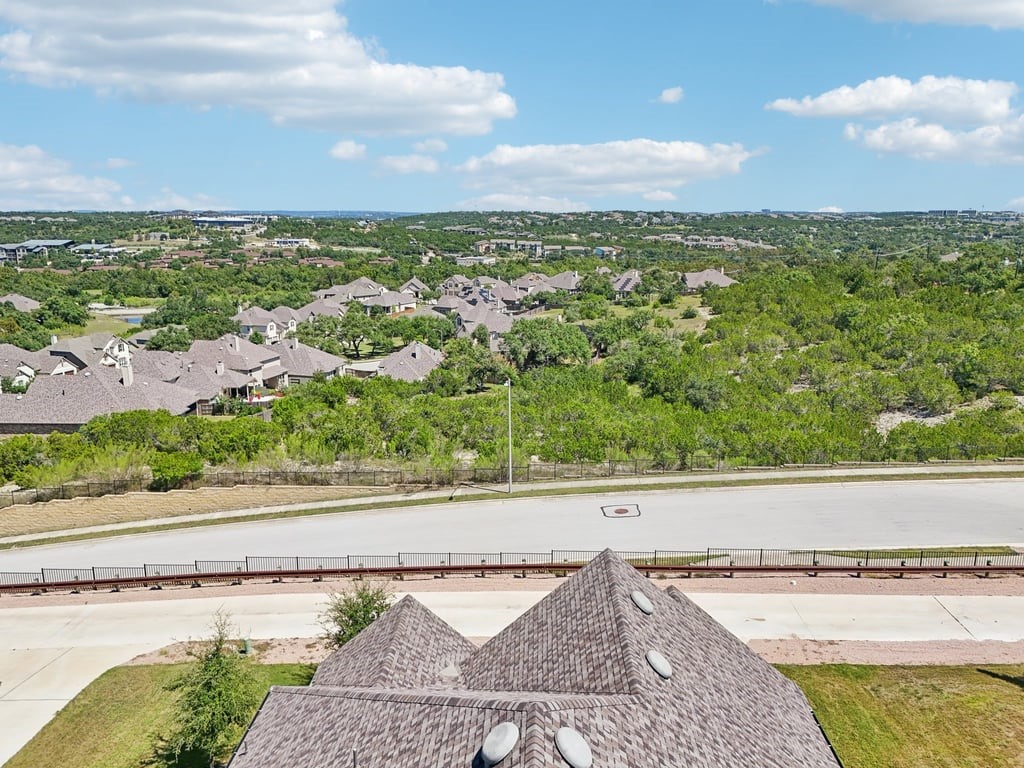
[376,341,444,382]
[296,298,346,322]
[684,268,737,289]
[229,551,840,768]
[274,339,346,378]
[0,364,198,428]
[401,277,429,294]
[361,290,417,309]
[233,307,278,327]
[0,293,41,313]
[315,277,385,301]
[612,269,642,293]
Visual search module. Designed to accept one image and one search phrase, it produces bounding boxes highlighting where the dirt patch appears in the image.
[752,639,1024,665]
[125,636,331,666]
[0,485,384,537]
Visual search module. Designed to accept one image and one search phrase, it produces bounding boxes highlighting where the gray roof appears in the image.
[545,270,582,292]
[361,291,417,309]
[315,277,385,301]
[612,269,642,293]
[273,339,346,379]
[376,341,444,382]
[233,307,278,327]
[0,365,197,428]
[684,268,737,289]
[229,551,840,768]
[456,305,513,336]
[400,277,429,295]
[296,298,346,322]
[0,293,41,313]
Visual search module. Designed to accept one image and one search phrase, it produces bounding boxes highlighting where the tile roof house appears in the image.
[684,268,738,291]
[229,551,841,768]
[0,293,41,313]
[376,341,444,383]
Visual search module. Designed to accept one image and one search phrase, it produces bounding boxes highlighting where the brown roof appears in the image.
[229,551,840,768]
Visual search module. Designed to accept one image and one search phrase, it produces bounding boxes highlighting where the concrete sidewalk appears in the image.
[3,588,1024,764]
[4,462,1023,546]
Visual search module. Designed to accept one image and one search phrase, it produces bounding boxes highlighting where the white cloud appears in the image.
[329,140,366,160]
[104,157,135,169]
[413,138,448,154]
[845,117,1024,163]
[768,76,1018,124]
[1008,196,1024,211]
[643,190,677,202]
[142,187,227,210]
[0,1,516,136]
[804,0,1024,29]
[657,86,684,104]
[456,193,590,213]
[458,138,756,199]
[816,205,845,213]
[378,154,439,174]
[0,143,123,209]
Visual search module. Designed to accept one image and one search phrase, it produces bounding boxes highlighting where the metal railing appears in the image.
[2,547,1021,594]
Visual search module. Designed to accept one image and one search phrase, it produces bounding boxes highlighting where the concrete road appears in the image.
[1,479,1022,573]
[4,587,1024,764]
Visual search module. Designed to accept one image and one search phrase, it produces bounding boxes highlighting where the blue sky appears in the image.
[1,0,1023,213]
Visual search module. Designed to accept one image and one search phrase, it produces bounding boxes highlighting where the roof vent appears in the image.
[481,722,519,765]
[646,649,673,680]
[555,727,593,768]
[630,590,654,615]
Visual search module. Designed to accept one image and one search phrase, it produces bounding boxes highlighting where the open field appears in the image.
[0,485,381,538]
[779,664,1024,768]
[3,663,312,768]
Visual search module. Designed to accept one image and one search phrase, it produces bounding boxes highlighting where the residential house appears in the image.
[0,343,43,388]
[296,298,347,323]
[439,274,471,296]
[454,304,513,350]
[360,291,417,315]
[233,307,281,342]
[314,277,385,302]
[376,341,444,383]
[612,269,642,297]
[683,267,738,292]
[273,338,346,383]
[545,270,583,294]
[0,293,41,313]
[399,277,430,299]
[271,306,303,337]
[227,551,841,768]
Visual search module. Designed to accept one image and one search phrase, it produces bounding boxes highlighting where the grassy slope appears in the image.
[779,665,1024,768]
[4,663,313,768]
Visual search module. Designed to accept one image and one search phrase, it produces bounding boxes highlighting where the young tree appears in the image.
[318,581,393,650]
[165,611,262,767]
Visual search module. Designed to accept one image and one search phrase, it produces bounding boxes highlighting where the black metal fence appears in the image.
[3,547,1022,591]
[3,455,1023,510]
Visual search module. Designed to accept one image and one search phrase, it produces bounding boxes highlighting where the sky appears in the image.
[1,0,1023,213]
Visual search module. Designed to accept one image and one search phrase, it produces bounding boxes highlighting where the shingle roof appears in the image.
[684,268,737,289]
[0,293,41,313]
[313,595,476,689]
[230,551,841,768]
[376,342,443,382]
[273,339,346,378]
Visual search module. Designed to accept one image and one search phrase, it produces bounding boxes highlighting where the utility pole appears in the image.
[506,378,513,494]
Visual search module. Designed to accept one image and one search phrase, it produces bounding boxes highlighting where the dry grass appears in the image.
[0,485,382,538]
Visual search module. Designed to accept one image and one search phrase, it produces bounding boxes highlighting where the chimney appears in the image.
[50,334,58,345]
[412,342,420,359]
[216,360,224,376]
[122,361,134,387]
[232,335,240,352]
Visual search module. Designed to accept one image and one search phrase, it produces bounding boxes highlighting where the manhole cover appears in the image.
[601,504,640,518]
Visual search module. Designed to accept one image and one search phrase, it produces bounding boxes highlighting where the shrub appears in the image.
[318,582,393,650]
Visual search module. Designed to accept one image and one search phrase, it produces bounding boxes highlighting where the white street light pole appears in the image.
[506,378,513,494]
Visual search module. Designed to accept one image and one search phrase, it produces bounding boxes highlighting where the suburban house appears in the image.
[233,307,282,342]
[684,267,738,292]
[612,269,642,297]
[399,277,430,299]
[376,341,444,382]
[454,305,513,350]
[0,343,42,388]
[0,293,41,313]
[440,274,471,296]
[315,277,386,302]
[296,298,347,323]
[0,239,74,264]
[360,290,417,315]
[273,338,346,383]
[227,551,841,768]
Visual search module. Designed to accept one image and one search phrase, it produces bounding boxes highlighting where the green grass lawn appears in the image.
[800,545,1019,559]
[58,314,135,339]
[779,665,1024,768]
[5,663,313,768]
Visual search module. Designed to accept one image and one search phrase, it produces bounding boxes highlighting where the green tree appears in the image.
[503,318,591,370]
[164,611,262,767]
[318,582,393,650]
[146,327,193,352]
